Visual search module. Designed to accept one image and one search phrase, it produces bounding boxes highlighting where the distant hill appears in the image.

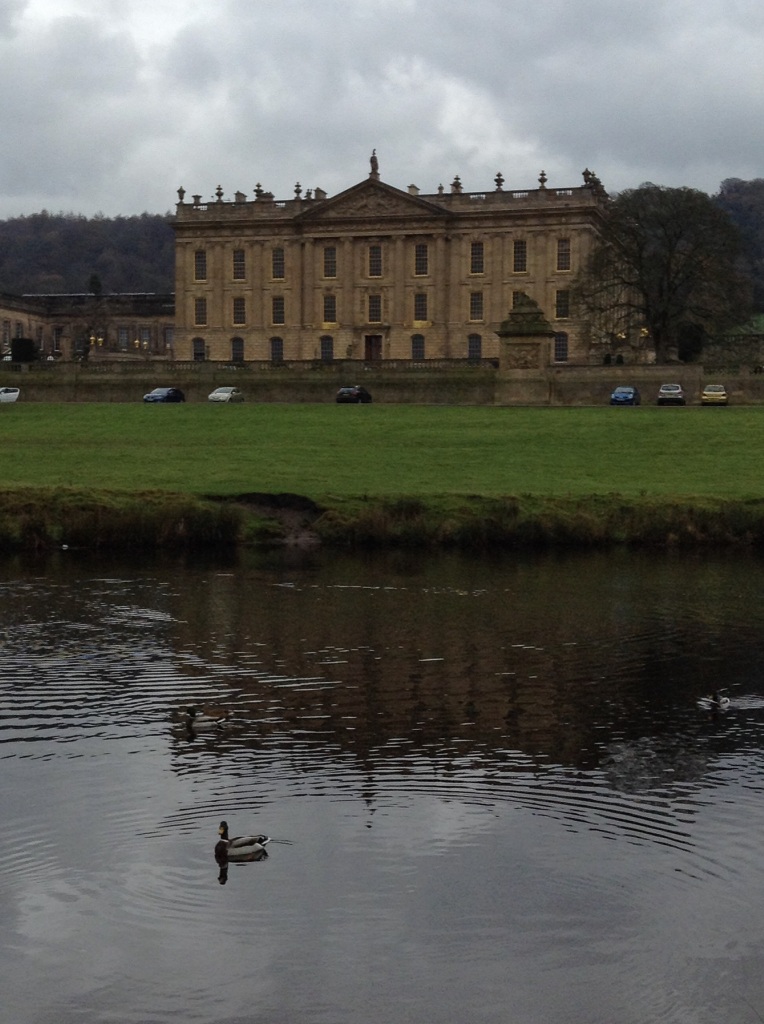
[0,212,174,295]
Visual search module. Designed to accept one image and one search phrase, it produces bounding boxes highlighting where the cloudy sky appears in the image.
[1,0,762,218]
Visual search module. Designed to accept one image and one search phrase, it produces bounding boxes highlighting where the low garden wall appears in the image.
[2,359,763,405]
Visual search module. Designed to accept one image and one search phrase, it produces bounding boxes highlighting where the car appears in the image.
[336,385,372,404]
[0,386,19,403]
[143,387,185,403]
[701,384,728,406]
[208,386,244,403]
[609,386,641,406]
[657,383,685,406]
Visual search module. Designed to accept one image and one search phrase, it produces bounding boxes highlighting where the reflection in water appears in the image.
[1,548,764,1023]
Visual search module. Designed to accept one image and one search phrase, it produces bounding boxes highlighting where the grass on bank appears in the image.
[0,403,763,551]
[0,402,762,498]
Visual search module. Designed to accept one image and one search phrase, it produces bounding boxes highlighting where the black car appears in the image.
[336,385,372,404]
[143,387,185,403]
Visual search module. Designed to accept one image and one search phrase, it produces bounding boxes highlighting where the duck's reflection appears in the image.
[215,847,268,884]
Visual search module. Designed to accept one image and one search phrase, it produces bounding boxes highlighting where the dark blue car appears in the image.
[609,386,640,406]
[143,387,185,403]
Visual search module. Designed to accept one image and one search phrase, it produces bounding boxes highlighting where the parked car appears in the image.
[0,386,19,402]
[609,386,641,406]
[143,387,185,403]
[336,385,372,404]
[701,384,728,406]
[657,383,685,406]
[208,386,244,403]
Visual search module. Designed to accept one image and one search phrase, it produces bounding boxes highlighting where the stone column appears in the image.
[495,292,555,372]
[494,292,557,405]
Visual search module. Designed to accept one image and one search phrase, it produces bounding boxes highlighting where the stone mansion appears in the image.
[0,156,609,365]
[171,155,609,365]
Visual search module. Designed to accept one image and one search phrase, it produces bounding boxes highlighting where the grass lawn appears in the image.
[0,402,761,500]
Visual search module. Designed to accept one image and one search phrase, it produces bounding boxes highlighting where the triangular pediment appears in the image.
[297,179,448,223]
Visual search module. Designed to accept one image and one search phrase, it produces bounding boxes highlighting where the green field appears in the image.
[0,402,761,500]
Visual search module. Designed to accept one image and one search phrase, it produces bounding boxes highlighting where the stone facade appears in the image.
[172,158,609,365]
[0,292,175,360]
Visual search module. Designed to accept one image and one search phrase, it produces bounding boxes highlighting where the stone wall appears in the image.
[3,361,764,405]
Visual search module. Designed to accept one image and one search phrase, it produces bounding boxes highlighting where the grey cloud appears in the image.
[0,0,763,217]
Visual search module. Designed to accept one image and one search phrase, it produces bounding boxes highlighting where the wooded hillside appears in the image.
[715,179,764,312]
[0,212,174,295]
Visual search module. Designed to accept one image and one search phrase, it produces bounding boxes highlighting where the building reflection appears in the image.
[163,548,753,786]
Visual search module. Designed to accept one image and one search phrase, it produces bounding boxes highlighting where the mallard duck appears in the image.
[698,691,731,710]
[215,821,270,864]
[185,705,230,730]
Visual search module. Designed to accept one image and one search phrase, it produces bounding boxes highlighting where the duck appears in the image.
[698,691,731,711]
[185,705,230,731]
[215,821,270,865]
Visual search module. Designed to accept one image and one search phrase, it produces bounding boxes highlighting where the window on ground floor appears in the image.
[192,337,206,362]
[320,335,334,362]
[411,334,425,360]
[554,332,569,362]
[468,333,482,361]
[270,336,284,363]
[231,337,244,362]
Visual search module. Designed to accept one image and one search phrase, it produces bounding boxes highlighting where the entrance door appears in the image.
[364,335,382,361]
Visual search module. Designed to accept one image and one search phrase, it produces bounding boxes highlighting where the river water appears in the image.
[2,546,764,1024]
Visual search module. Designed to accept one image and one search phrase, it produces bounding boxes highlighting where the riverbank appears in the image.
[3,487,764,553]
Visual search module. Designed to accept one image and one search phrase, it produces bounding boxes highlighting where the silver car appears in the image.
[208,387,244,403]
[657,383,685,406]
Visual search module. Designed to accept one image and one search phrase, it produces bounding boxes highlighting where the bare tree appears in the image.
[576,184,752,363]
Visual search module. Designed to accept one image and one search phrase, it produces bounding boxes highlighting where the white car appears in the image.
[208,386,244,403]
[657,383,686,406]
[0,387,19,402]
